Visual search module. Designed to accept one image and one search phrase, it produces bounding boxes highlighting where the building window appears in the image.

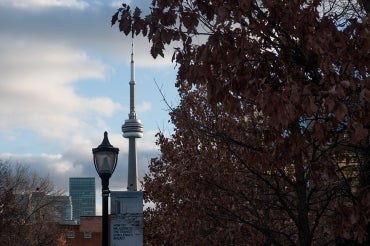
[66,231,75,239]
[84,231,92,239]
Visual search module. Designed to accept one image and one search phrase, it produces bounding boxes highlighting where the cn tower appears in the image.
[122,42,144,191]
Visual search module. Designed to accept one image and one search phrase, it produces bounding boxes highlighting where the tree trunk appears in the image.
[295,162,311,246]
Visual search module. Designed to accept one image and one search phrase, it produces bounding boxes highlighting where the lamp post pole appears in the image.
[92,132,119,246]
[101,174,110,246]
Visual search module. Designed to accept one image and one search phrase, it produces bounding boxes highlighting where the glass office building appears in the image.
[69,177,96,222]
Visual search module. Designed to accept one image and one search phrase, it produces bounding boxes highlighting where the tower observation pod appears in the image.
[122,42,144,191]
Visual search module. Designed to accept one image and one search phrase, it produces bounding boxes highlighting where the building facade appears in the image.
[60,216,102,246]
[16,191,73,223]
[53,195,73,222]
[69,177,96,222]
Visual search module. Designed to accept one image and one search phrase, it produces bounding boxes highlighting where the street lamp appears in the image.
[92,131,119,246]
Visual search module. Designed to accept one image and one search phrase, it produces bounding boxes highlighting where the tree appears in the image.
[144,83,369,245]
[112,0,370,245]
[0,160,65,246]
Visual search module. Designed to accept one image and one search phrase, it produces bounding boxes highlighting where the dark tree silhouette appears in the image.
[112,0,370,244]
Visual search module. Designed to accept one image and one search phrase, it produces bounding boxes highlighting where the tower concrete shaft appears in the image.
[122,42,143,191]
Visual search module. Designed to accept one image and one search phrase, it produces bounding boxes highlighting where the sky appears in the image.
[0,0,179,214]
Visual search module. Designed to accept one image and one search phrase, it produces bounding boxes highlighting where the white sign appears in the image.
[110,191,143,246]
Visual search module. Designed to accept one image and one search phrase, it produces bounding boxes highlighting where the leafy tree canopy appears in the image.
[113,1,369,245]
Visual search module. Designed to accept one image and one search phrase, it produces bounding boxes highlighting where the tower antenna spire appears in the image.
[131,39,134,79]
[129,38,136,119]
[122,37,144,191]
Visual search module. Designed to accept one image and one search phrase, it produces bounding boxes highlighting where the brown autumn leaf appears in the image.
[350,121,368,143]
[334,103,347,122]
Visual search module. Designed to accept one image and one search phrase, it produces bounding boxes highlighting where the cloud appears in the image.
[0,0,174,215]
[0,0,172,150]
[0,0,89,9]
[0,153,85,192]
[0,1,174,67]
[0,117,160,216]
[0,38,122,146]
[111,0,128,8]
[138,130,160,152]
[0,130,158,187]
[137,101,151,112]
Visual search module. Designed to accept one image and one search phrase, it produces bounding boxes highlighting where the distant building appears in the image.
[53,195,73,222]
[59,216,103,246]
[69,177,96,222]
[16,190,73,223]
